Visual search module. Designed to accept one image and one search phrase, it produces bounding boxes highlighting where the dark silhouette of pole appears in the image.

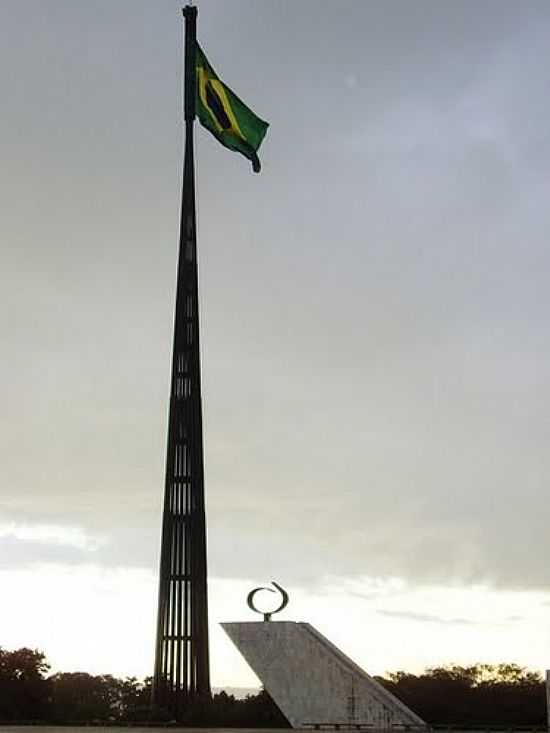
[152,4,210,718]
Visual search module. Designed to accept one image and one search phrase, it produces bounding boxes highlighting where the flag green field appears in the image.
[195,43,269,173]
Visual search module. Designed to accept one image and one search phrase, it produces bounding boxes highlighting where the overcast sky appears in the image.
[2,0,550,687]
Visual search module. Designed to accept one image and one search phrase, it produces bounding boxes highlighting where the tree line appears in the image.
[0,647,546,725]
[0,647,286,725]
[378,663,547,726]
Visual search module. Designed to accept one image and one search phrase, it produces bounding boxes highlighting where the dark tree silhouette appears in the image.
[379,663,546,726]
[174,688,290,727]
[49,672,122,721]
[118,675,153,721]
[0,647,545,726]
[0,647,51,720]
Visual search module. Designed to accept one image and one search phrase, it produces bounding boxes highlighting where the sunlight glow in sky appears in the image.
[1,545,550,687]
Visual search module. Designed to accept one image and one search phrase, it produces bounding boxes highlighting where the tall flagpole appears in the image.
[152,4,211,718]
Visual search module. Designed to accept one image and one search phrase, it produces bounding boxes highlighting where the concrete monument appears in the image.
[222,583,427,730]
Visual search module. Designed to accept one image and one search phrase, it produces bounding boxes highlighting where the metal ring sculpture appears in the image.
[247,581,289,621]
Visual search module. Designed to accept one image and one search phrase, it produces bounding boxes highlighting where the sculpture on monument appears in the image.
[222,588,428,730]
[247,581,290,622]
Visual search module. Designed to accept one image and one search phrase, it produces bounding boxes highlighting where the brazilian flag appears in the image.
[196,43,269,173]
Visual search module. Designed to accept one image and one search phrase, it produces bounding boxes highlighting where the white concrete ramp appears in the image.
[222,621,426,730]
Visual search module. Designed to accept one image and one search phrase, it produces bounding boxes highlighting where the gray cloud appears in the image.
[0,536,93,569]
[1,1,550,590]
[376,610,478,626]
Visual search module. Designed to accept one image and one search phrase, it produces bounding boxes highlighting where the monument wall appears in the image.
[223,621,427,730]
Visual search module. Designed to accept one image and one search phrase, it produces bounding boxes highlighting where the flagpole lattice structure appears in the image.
[152,5,210,716]
[152,4,269,717]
